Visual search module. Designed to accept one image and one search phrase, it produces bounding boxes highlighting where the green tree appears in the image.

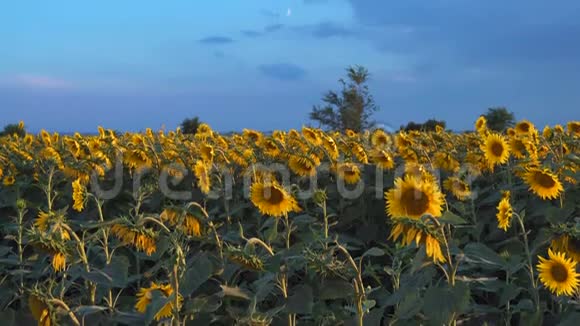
[0,122,26,137]
[309,65,379,132]
[483,107,515,132]
[180,117,201,135]
[401,119,446,132]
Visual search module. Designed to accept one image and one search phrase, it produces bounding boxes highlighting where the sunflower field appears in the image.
[0,119,579,326]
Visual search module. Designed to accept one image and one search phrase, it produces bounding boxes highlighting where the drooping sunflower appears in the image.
[199,144,214,164]
[302,127,322,146]
[385,176,444,219]
[567,121,580,136]
[496,191,513,231]
[335,162,361,185]
[390,222,445,263]
[537,249,579,296]
[370,149,395,170]
[29,295,51,326]
[551,234,580,262]
[349,142,368,164]
[183,213,202,237]
[523,167,563,200]
[72,178,86,212]
[434,152,460,173]
[321,134,339,160]
[288,154,319,177]
[481,133,510,169]
[250,181,300,217]
[3,175,15,186]
[111,224,156,256]
[443,177,471,201]
[135,282,183,321]
[35,211,70,241]
[52,252,67,272]
[194,160,211,194]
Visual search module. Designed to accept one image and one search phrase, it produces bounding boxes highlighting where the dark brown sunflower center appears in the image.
[454,182,467,192]
[490,141,504,157]
[550,263,569,283]
[401,188,429,216]
[518,123,530,133]
[264,186,284,205]
[533,172,556,188]
[514,140,525,152]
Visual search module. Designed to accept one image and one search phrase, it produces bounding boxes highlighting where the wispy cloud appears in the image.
[258,63,307,81]
[7,74,73,89]
[198,36,235,44]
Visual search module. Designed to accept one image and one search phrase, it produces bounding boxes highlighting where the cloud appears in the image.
[292,22,353,39]
[241,30,262,38]
[303,0,328,4]
[3,74,73,89]
[198,36,235,44]
[260,9,280,18]
[258,63,307,81]
[264,23,284,33]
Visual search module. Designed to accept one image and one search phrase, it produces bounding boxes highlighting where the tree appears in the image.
[401,119,446,132]
[0,122,26,137]
[180,117,201,135]
[309,65,379,132]
[483,107,515,132]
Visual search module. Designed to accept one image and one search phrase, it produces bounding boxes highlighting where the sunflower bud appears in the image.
[16,199,27,210]
[313,189,327,206]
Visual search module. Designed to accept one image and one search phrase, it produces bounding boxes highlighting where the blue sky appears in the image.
[0,0,578,132]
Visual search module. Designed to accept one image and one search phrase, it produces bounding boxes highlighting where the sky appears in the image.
[0,0,579,133]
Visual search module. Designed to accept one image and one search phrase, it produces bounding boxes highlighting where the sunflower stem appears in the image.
[515,212,540,312]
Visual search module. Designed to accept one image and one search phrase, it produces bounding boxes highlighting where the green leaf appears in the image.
[74,305,108,317]
[318,279,354,300]
[362,247,385,258]
[0,308,15,326]
[499,283,521,306]
[180,254,213,296]
[463,243,505,268]
[559,312,580,326]
[287,284,313,314]
[439,211,467,225]
[395,291,422,320]
[422,282,470,325]
[144,291,170,324]
[519,309,543,326]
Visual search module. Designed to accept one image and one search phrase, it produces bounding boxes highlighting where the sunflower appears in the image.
[52,252,67,272]
[243,129,263,143]
[567,121,580,136]
[250,181,300,217]
[523,168,563,200]
[194,160,211,194]
[509,137,527,159]
[543,126,553,139]
[443,177,471,201]
[135,282,183,321]
[3,175,15,186]
[183,214,202,237]
[336,162,361,185]
[370,149,395,170]
[515,120,535,135]
[111,224,156,256]
[551,234,580,262]
[124,149,152,171]
[35,211,70,241]
[434,152,460,172]
[199,144,214,164]
[537,249,579,296]
[496,191,513,231]
[29,295,51,326]
[385,176,444,219]
[261,138,281,158]
[288,154,319,177]
[350,142,368,164]
[475,116,487,134]
[302,127,322,146]
[72,178,86,212]
[371,129,390,147]
[345,129,357,138]
[481,133,510,169]
[321,135,339,160]
[390,222,445,263]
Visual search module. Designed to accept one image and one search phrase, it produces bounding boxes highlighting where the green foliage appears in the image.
[484,107,516,132]
[401,119,446,132]
[180,116,201,134]
[310,65,379,132]
[0,122,26,138]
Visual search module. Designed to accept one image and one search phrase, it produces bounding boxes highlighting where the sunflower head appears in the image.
[371,129,390,147]
[551,234,580,263]
[566,121,580,136]
[250,181,301,217]
[515,120,535,135]
[496,191,513,231]
[481,133,510,169]
[336,162,361,185]
[385,176,444,219]
[370,149,395,170]
[475,116,487,133]
[135,282,183,321]
[537,249,579,296]
[523,167,563,200]
[194,160,211,194]
[443,177,471,201]
[72,178,86,212]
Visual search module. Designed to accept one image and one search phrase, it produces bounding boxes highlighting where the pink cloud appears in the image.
[13,74,73,89]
